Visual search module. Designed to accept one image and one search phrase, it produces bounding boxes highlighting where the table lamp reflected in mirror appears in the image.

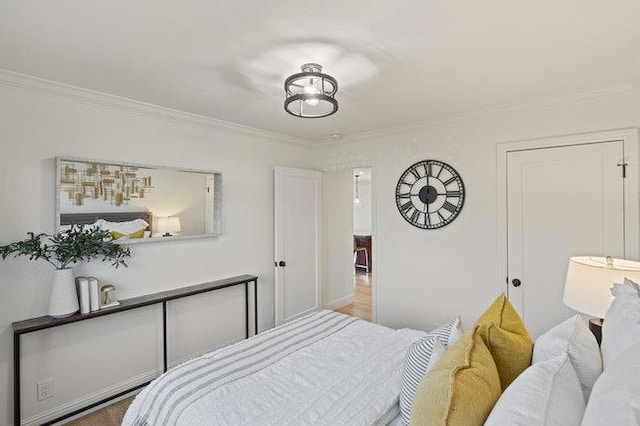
[563,256,640,344]
[156,216,181,237]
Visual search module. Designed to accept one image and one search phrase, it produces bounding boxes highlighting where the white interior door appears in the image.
[274,167,322,325]
[506,140,627,337]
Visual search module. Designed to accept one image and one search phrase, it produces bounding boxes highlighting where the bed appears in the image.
[60,211,153,229]
[59,211,153,239]
[122,310,425,426]
[124,285,640,426]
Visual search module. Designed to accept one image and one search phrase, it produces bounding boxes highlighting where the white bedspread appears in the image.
[123,310,424,426]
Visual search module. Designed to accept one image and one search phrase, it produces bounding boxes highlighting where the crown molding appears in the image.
[3,69,637,150]
[0,68,312,148]
[315,83,640,147]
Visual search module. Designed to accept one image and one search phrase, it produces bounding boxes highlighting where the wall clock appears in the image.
[395,160,465,229]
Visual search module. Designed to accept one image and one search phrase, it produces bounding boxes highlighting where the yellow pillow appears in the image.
[410,327,501,426]
[475,293,533,390]
[111,228,145,240]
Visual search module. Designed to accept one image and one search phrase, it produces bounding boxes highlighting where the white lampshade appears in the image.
[156,216,181,236]
[563,256,640,318]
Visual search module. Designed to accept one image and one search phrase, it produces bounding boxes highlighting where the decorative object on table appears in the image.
[48,268,77,318]
[156,216,181,237]
[284,63,338,118]
[88,276,100,312]
[0,225,131,317]
[563,256,640,344]
[395,159,465,229]
[100,284,120,308]
[76,277,90,314]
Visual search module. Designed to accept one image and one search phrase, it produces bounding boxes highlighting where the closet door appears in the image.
[274,167,322,325]
[503,133,638,337]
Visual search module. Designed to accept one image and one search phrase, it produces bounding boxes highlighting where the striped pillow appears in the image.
[399,317,463,426]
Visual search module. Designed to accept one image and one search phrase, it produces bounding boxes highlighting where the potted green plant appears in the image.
[0,225,131,317]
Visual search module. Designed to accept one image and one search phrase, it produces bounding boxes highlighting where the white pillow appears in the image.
[427,337,446,369]
[485,354,585,426]
[582,339,640,426]
[532,314,601,399]
[399,317,462,425]
[602,278,640,368]
[93,218,149,234]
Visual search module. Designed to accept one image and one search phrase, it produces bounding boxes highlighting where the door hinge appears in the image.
[617,161,628,178]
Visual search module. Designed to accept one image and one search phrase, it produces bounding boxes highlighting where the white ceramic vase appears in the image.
[48,268,79,318]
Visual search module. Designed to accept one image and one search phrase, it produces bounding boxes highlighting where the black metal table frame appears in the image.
[12,274,258,426]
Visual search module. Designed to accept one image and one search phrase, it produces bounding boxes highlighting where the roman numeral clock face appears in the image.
[395,160,465,229]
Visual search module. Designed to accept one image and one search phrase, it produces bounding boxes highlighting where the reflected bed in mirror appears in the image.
[56,157,222,243]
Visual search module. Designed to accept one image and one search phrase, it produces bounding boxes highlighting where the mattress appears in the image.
[123,310,424,426]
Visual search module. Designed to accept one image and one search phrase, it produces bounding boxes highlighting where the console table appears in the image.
[13,274,258,426]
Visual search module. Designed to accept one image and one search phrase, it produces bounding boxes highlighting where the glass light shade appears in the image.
[563,256,640,318]
[156,216,181,236]
[284,63,338,118]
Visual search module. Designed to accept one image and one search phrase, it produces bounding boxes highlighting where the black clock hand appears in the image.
[425,173,430,215]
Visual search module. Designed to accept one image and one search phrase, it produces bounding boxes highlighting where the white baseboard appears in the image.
[324,294,355,310]
[22,370,159,426]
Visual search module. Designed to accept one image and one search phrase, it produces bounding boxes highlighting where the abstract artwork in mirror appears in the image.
[56,157,222,242]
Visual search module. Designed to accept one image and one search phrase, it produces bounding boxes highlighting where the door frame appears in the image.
[321,165,378,323]
[274,166,323,326]
[496,128,639,297]
[370,165,378,323]
[353,166,378,323]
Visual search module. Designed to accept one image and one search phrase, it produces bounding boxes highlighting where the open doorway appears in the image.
[336,168,373,321]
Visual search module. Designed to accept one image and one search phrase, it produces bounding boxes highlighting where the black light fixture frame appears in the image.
[284,64,338,118]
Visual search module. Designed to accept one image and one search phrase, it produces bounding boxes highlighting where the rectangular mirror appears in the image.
[56,157,222,243]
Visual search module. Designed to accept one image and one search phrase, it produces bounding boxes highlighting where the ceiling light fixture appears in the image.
[284,63,338,118]
[354,173,362,206]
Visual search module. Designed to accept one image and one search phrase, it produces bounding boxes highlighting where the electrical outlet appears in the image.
[37,378,53,401]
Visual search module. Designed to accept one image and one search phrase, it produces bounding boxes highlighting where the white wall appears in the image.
[316,88,640,333]
[3,70,640,426]
[0,76,313,425]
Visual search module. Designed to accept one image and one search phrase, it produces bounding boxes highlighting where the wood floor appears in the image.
[335,271,372,321]
[65,396,134,426]
[62,272,373,425]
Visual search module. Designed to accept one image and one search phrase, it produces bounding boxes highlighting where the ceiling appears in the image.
[1,1,639,144]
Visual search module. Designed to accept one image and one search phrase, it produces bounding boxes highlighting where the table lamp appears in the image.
[563,256,640,344]
[156,216,181,237]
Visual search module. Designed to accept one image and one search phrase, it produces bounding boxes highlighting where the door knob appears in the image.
[279,260,286,267]
[512,278,522,287]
